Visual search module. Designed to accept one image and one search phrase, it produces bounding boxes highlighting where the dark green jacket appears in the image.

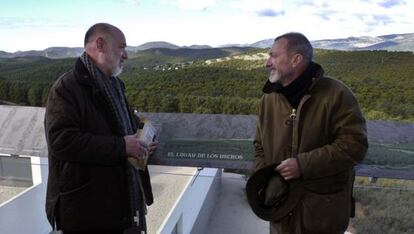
[254,65,368,233]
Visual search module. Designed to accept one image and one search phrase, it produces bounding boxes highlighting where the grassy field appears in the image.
[350,177,414,234]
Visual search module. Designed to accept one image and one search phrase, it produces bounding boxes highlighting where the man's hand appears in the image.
[124,135,147,159]
[147,141,158,155]
[276,158,301,180]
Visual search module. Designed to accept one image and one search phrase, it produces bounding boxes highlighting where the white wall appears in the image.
[0,157,221,234]
[158,168,221,234]
[0,157,51,234]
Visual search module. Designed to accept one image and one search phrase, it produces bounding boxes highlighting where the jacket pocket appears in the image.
[302,189,349,233]
[58,167,126,230]
[58,181,93,229]
[60,181,91,200]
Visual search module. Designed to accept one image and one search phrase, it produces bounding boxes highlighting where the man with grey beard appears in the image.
[45,23,157,234]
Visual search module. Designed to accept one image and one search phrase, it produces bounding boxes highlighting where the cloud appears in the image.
[299,0,318,7]
[0,17,39,29]
[352,13,394,32]
[353,13,367,20]
[119,0,140,5]
[297,0,332,8]
[378,0,405,8]
[372,14,394,24]
[229,0,283,15]
[0,17,70,29]
[257,9,285,17]
[315,9,337,21]
[162,0,216,10]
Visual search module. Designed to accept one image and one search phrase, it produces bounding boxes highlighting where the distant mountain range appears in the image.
[0,47,85,59]
[125,46,255,67]
[0,33,413,59]
[128,41,213,52]
[128,41,180,51]
[236,33,414,52]
[311,33,414,51]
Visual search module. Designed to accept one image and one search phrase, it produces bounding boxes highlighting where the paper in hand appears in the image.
[128,118,157,171]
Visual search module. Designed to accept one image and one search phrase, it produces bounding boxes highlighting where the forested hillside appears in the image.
[0,57,74,106]
[0,49,413,121]
[316,50,414,121]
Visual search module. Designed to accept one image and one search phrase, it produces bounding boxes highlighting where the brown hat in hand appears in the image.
[246,163,303,221]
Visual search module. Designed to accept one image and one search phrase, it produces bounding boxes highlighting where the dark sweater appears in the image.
[262,62,321,109]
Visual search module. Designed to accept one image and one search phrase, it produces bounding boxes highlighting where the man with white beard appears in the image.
[248,32,368,234]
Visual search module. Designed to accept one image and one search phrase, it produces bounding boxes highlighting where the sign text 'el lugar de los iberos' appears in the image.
[138,112,256,170]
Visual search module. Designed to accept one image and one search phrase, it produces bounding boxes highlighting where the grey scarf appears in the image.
[80,52,147,233]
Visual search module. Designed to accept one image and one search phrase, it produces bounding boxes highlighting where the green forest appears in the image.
[0,48,413,122]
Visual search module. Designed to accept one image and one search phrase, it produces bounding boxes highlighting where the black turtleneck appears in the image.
[262,62,321,109]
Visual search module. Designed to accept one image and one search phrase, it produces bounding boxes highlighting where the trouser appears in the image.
[62,230,124,234]
[272,219,348,234]
[269,216,301,234]
[269,207,301,234]
[269,202,346,234]
[61,229,145,234]
[270,222,345,234]
[270,221,284,234]
[271,222,345,234]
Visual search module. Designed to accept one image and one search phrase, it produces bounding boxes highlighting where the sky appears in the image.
[0,0,413,52]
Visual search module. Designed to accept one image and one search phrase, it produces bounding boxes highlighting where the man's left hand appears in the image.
[276,158,301,180]
[148,141,158,155]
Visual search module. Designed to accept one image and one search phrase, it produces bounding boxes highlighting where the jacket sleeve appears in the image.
[45,77,126,166]
[297,87,368,180]
[253,98,266,171]
[253,123,266,171]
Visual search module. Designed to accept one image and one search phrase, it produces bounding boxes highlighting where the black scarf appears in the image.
[262,62,322,109]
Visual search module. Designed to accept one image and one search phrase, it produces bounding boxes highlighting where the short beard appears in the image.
[111,66,123,77]
[268,70,282,83]
[268,70,292,86]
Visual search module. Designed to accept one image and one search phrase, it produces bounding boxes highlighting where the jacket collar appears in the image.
[73,57,95,87]
[73,57,126,91]
[72,56,132,135]
[262,61,324,94]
